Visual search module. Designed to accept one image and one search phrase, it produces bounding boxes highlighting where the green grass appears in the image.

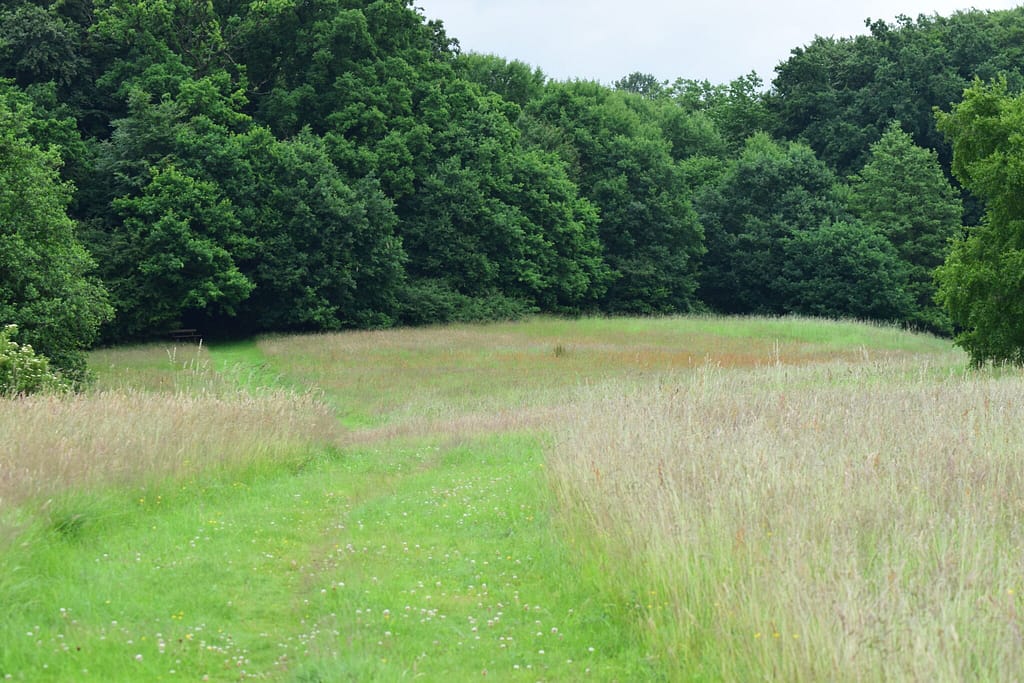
[0,436,650,681]
[511,315,953,352]
[0,315,973,681]
[89,342,210,393]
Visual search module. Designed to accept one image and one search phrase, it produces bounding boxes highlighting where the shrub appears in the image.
[398,279,538,325]
[0,324,69,396]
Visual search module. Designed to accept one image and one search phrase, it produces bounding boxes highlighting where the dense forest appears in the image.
[3,0,1024,378]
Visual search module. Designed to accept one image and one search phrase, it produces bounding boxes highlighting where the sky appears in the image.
[415,1,1022,86]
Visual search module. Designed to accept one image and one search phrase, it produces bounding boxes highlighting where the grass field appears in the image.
[4,315,1018,681]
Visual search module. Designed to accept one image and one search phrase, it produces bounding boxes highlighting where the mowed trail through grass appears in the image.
[0,317,962,681]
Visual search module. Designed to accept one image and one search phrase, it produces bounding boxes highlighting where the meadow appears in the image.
[2,316,1019,681]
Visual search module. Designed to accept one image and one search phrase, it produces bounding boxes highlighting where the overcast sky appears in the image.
[415,1,1022,86]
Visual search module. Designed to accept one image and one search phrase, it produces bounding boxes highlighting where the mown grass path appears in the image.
[2,439,650,681]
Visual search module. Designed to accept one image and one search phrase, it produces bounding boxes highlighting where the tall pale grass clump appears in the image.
[0,366,340,510]
[549,360,1024,681]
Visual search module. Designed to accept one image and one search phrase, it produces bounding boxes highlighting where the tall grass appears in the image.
[549,359,1024,681]
[1,345,339,510]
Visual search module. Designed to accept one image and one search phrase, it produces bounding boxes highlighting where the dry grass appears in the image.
[549,359,1024,681]
[0,351,340,510]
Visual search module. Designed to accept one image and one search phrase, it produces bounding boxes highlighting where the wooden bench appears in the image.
[167,328,203,343]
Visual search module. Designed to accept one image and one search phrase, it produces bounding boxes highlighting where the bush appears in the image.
[0,324,69,396]
[398,280,538,325]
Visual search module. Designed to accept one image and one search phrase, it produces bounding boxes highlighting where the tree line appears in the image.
[2,0,1024,380]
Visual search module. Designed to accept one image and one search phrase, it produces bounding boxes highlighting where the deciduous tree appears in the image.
[935,78,1024,363]
[0,84,112,382]
[696,133,846,314]
[849,121,962,332]
[525,82,705,314]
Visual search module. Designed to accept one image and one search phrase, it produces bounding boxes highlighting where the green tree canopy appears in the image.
[696,133,847,314]
[103,163,254,337]
[0,83,112,382]
[456,53,547,107]
[524,82,705,314]
[669,72,775,154]
[225,128,407,332]
[935,78,1024,364]
[614,72,668,100]
[696,132,913,321]
[780,219,913,322]
[849,121,962,332]
[5,0,1010,342]
[398,82,609,319]
[83,66,409,337]
[0,2,85,88]
[770,9,1024,176]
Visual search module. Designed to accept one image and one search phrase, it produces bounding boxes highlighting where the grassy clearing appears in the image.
[549,358,1024,681]
[251,316,954,432]
[0,315,980,681]
[1,317,668,680]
